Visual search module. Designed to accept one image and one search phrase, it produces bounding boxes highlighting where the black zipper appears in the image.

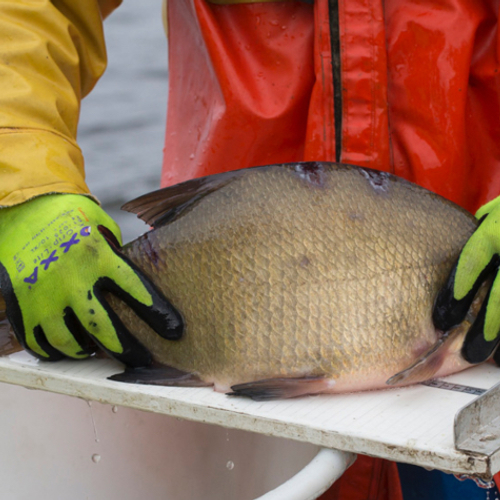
[328,0,342,163]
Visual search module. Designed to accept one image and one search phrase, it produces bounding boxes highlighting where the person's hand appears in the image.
[0,194,183,366]
[433,196,500,363]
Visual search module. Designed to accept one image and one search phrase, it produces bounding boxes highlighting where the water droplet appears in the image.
[226,461,234,470]
[189,154,195,160]
[112,406,118,413]
[87,402,99,443]
[92,454,101,464]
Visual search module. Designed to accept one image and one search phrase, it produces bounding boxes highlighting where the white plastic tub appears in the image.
[0,382,351,499]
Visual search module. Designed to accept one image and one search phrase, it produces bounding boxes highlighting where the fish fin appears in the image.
[0,290,22,356]
[386,333,455,386]
[122,163,337,227]
[109,364,212,387]
[0,318,22,356]
[227,376,331,401]
[121,169,250,227]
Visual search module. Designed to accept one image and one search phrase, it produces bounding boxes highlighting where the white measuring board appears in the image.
[0,352,499,478]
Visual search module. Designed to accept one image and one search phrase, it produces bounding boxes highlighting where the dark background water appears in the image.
[78,3,168,243]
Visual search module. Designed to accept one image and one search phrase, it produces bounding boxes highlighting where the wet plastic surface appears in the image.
[1,352,500,478]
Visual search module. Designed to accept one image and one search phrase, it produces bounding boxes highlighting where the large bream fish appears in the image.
[104,162,481,400]
[0,163,483,400]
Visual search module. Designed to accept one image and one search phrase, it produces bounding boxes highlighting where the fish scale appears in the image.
[106,163,479,398]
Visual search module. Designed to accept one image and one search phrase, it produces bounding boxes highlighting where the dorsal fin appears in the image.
[121,169,249,227]
[121,162,339,227]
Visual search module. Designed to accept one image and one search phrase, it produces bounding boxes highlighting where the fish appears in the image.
[0,163,484,400]
[106,162,483,400]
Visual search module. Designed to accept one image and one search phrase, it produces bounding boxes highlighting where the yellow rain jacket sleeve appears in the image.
[0,0,121,206]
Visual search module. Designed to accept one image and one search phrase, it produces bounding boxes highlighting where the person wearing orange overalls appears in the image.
[1,1,500,498]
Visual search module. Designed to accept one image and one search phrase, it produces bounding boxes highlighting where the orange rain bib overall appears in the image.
[162,0,500,216]
[161,1,500,497]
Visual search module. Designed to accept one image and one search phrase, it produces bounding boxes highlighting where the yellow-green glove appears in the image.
[0,194,183,366]
[433,196,500,363]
